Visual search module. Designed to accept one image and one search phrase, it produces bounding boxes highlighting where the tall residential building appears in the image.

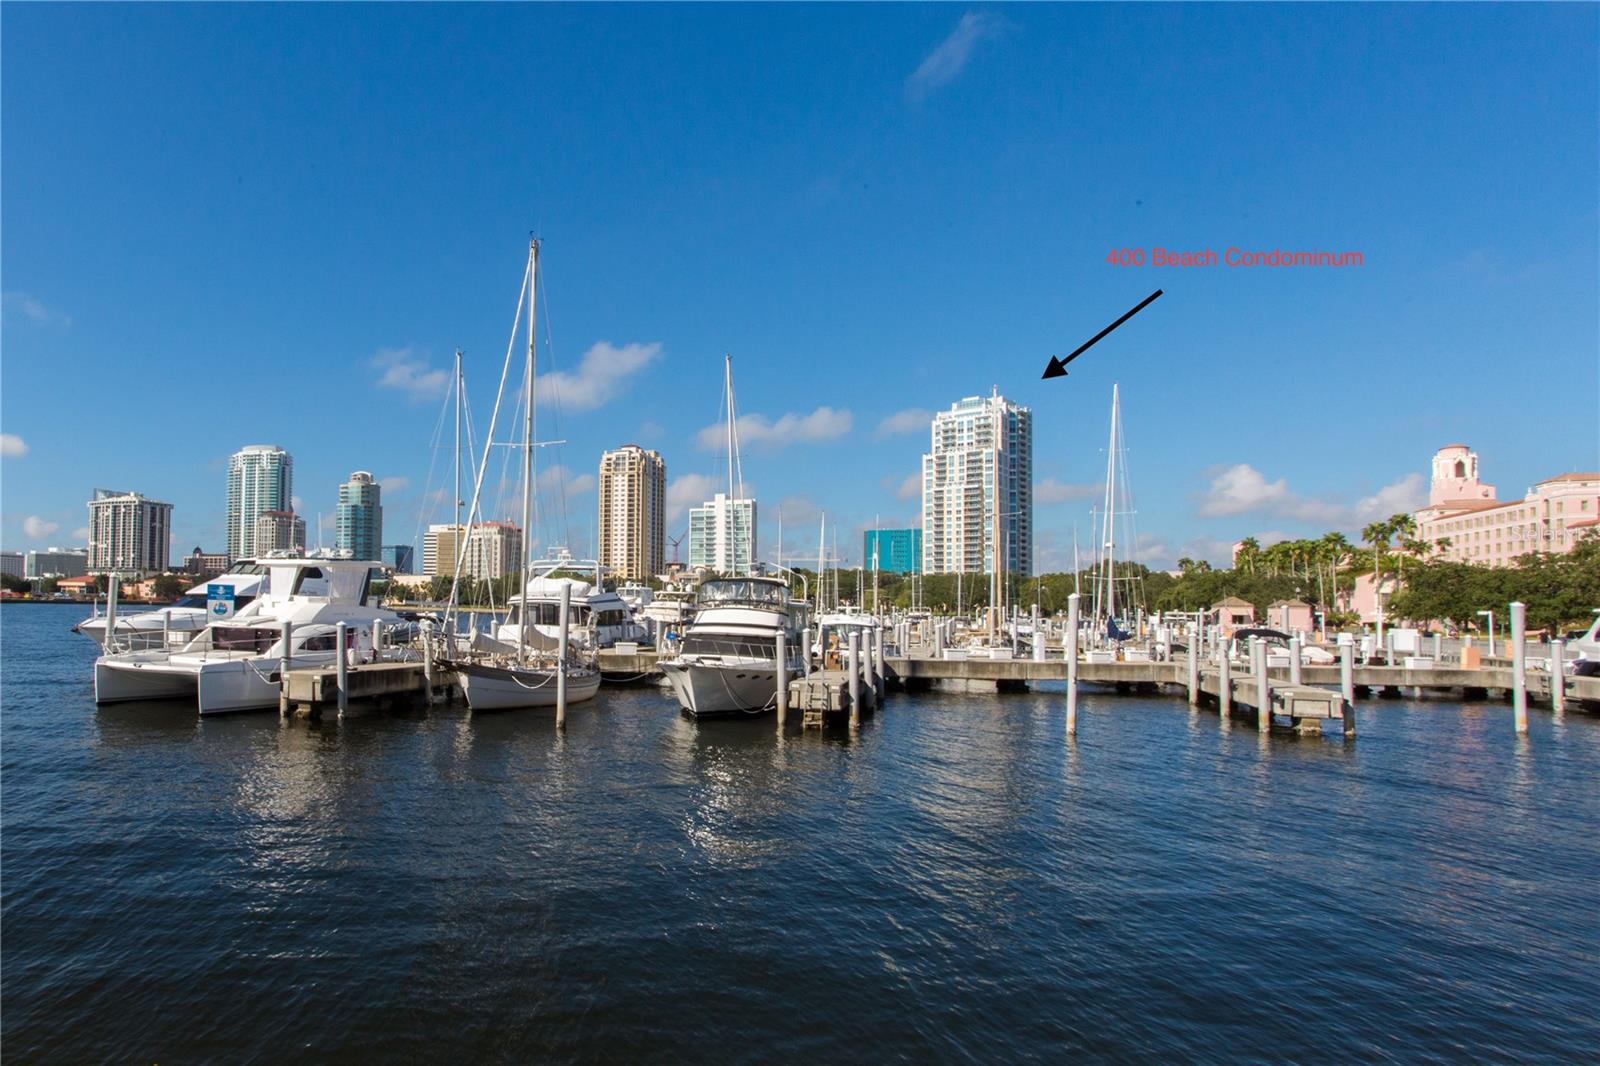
[423,523,522,580]
[423,524,465,577]
[87,488,173,573]
[687,493,757,576]
[463,522,524,580]
[254,510,307,554]
[598,445,666,582]
[1414,445,1600,566]
[381,545,415,574]
[227,444,293,559]
[863,528,923,574]
[921,392,1033,576]
[25,548,89,579]
[336,471,383,560]
[0,552,23,580]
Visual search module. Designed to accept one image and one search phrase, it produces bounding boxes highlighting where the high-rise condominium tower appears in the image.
[227,445,293,560]
[336,471,383,561]
[921,391,1033,576]
[598,445,666,582]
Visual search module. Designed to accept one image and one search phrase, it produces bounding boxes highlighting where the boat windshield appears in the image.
[697,579,786,607]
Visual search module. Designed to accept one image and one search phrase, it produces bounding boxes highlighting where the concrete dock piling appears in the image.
[1253,638,1269,730]
[1219,647,1232,717]
[1289,637,1303,686]
[279,620,294,715]
[1510,601,1527,733]
[1032,604,1044,662]
[104,575,119,653]
[848,632,862,727]
[1338,634,1355,708]
[335,621,349,717]
[1186,624,1199,705]
[1065,592,1080,736]
[801,626,812,676]
[1550,638,1565,714]
[775,629,788,726]
[556,583,571,728]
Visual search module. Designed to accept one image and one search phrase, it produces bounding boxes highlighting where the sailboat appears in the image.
[447,237,601,711]
[1089,383,1144,648]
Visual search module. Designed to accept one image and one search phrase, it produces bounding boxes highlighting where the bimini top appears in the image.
[696,577,788,607]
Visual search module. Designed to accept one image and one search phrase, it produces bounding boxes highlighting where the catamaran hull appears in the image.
[94,658,197,704]
[660,659,781,717]
[194,661,283,715]
[454,662,602,712]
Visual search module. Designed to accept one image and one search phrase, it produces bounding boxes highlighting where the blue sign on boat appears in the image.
[207,583,236,619]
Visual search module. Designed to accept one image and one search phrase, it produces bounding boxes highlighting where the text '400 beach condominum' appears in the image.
[921,391,1033,577]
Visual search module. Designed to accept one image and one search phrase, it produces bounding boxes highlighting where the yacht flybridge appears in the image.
[93,557,399,715]
[75,563,268,649]
[659,575,809,717]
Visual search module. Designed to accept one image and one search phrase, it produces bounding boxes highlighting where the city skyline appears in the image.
[3,6,1596,570]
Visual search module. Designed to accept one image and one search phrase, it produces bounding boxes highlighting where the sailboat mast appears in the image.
[816,515,826,615]
[724,354,735,499]
[454,348,463,536]
[519,238,540,664]
[1102,383,1120,629]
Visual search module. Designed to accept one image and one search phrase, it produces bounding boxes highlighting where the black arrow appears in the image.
[1043,288,1164,379]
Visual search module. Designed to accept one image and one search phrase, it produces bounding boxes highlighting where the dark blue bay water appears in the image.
[4,603,1598,1062]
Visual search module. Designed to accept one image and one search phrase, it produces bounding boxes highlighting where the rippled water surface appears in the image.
[5,604,1598,1062]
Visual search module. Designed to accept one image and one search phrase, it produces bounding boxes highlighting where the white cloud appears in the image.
[2,292,70,327]
[372,347,450,401]
[666,474,721,524]
[23,516,59,539]
[379,475,410,494]
[1351,474,1427,525]
[536,465,596,496]
[875,408,933,438]
[537,341,661,412]
[70,526,90,542]
[895,473,921,500]
[0,434,27,458]
[906,12,1002,102]
[696,407,853,452]
[1198,464,1429,529]
[1036,478,1100,505]
[291,495,304,513]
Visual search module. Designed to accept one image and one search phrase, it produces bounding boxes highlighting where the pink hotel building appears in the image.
[1414,445,1600,566]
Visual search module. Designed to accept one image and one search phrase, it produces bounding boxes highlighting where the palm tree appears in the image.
[1235,537,1260,575]
[1362,520,1390,587]
[1389,513,1418,581]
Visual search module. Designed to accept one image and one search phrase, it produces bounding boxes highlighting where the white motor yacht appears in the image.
[93,557,400,715]
[813,607,882,669]
[660,576,808,717]
[493,552,648,652]
[74,564,268,650]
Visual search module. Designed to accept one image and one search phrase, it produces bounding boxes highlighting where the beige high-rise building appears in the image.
[86,488,173,574]
[254,510,307,554]
[598,445,666,582]
[424,522,523,580]
[423,524,466,577]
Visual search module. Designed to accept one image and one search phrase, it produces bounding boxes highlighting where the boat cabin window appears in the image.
[697,579,787,607]
[292,567,329,597]
[594,608,628,626]
[509,603,594,625]
[299,632,338,652]
[211,627,278,653]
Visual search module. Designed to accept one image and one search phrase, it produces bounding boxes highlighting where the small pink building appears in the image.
[1266,598,1315,634]
[1211,596,1256,633]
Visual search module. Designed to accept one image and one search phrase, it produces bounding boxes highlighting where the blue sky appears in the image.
[4,4,1597,570]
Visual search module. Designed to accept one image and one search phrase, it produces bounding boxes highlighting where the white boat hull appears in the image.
[455,661,602,711]
[94,656,197,704]
[660,657,782,717]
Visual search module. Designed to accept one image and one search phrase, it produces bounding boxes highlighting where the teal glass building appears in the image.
[863,528,922,574]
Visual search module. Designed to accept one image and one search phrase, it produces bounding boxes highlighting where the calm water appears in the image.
[4,603,1598,1062]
